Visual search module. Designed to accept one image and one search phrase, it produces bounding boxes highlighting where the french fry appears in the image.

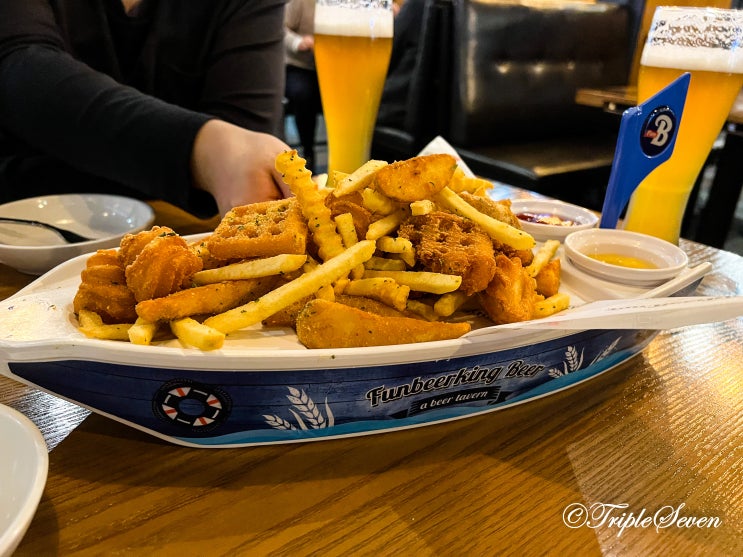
[170,317,225,351]
[376,236,416,267]
[334,212,364,279]
[410,199,436,216]
[344,277,410,312]
[325,170,349,189]
[526,240,560,278]
[434,187,535,250]
[361,187,398,215]
[532,293,571,318]
[192,254,307,285]
[365,208,408,240]
[203,240,377,333]
[78,309,132,341]
[406,299,439,321]
[448,165,493,194]
[276,150,345,261]
[332,159,388,197]
[434,291,471,317]
[364,269,462,294]
[365,256,408,271]
[128,317,159,345]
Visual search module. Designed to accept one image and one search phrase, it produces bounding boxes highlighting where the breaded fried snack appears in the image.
[296,299,470,348]
[73,249,137,323]
[135,277,278,322]
[478,254,544,324]
[373,154,457,202]
[119,225,174,268]
[398,211,496,295]
[205,198,308,261]
[125,231,203,302]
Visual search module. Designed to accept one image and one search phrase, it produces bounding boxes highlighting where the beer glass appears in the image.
[314,0,394,174]
[622,6,743,244]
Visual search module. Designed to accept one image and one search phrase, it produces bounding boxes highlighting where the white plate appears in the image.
[0,405,48,557]
[0,194,154,275]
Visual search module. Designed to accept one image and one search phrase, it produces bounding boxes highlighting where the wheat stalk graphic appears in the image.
[590,336,621,365]
[547,337,623,378]
[263,387,336,431]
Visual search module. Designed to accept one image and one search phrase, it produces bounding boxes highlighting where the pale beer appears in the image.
[314,1,393,174]
[623,7,743,244]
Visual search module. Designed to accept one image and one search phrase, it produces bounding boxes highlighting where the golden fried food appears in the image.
[478,254,544,324]
[296,299,470,348]
[125,232,203,302]
[135,278,278,322]
[534,258,561,298]
[275,150,345,261]
[372,154,457,202]
[73,249,137,324]
[325,190,372,239]
[459,192,521,229]
[205,198,308,261]
[398,211,496,295]
[118,226,174,268]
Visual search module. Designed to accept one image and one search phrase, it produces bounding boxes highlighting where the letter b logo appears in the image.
[640,106,677,157]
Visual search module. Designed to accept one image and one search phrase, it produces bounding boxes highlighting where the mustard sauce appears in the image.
[589,253,658,269]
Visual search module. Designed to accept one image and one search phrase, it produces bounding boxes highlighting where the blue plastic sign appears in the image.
[599,73,690,230]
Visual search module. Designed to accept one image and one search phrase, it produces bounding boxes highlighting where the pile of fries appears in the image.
[73,152,569,350]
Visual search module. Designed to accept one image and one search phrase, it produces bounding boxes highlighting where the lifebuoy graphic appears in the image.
[153,380,231,431]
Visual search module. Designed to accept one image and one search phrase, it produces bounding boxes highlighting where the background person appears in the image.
[0,0,292,217]
[284,0,323,173]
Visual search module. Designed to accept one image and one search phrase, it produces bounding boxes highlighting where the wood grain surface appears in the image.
[1,202,741,556]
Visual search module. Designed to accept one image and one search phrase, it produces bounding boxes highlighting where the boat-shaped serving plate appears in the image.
[0,244,707,448]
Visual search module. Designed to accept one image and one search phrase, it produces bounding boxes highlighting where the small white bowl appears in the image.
[0,194,154,275]
[564,228,689,286]
[509,199,598,242]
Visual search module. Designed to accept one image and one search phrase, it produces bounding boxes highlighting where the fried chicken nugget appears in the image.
[295,299,470,348]
[73,249,137,324]
[398,211,496,295]
[478,254,544,324]
[372,153,457,202]
[125,232,203,302]
[135,277,278,322]
[534,258,561,298]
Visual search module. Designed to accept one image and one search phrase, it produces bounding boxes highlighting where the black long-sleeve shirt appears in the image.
[0,0,286,216]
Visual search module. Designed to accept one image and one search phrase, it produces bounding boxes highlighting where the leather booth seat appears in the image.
[372,0,631,208]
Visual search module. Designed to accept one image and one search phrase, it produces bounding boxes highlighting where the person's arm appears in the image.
[0,1,210,209]
[0,1,290,215]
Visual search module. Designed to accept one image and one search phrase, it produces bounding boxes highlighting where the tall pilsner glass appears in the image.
[623,6,743,244]
[314,0,393,174]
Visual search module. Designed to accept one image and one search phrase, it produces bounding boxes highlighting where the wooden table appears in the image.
[576,85,743,249]
[2,199,742,555]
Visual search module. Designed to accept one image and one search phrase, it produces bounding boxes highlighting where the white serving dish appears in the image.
[0,238,708,448]
[509,198,598,242]
[564,228,689,287]
[0,404,48,557]
[0,194,154,275]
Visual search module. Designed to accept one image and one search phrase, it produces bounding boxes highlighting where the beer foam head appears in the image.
[641,7,743,73]
[315,2,394,38]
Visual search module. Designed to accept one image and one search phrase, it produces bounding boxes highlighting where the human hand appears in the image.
[190,119,293,215]
[297,35,314,51]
